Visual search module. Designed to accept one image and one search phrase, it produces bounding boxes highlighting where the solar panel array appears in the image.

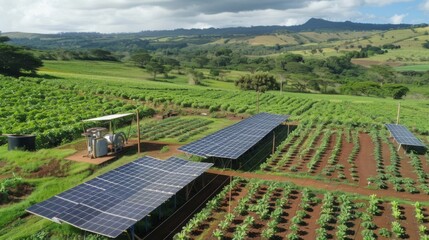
[385,124,426,147]
[27,156,212,238]
[179,112,289,159]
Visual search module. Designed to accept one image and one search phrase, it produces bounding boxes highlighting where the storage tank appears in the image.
[7,135,36,151]
[93,138,108,158]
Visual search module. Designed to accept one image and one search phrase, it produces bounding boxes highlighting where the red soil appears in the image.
[300,197,322,240]
[397,147,421,180]
[28,159,70,178]
[274,190,301,239]
[333,133,354,181]
[312,134,336,175]
[208,169,429,202]
[0,183,33,206]
[355,133,378,187]
[401,204,420,240]
[196,181,250,240]
[372,202,394,240]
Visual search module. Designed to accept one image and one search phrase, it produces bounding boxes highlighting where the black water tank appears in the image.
[8,135,36,151]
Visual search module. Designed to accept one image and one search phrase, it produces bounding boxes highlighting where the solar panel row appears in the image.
[179,112,289,159]
[27,156,212,238]
[385,124,426,147]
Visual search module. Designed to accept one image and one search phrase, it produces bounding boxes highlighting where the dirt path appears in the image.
[355,133,378,187]
[332,133,354,181]
[313,134,336,175]
[207,169,429,202]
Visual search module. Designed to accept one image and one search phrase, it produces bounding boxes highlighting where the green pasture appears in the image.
[40,60,238,90]
[395,64,429,72]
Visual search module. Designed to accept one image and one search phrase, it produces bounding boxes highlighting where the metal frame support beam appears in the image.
[130,225,135,240]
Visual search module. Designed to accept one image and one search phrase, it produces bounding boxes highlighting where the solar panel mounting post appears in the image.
[272,131,276,155]
[130,225,135,240]
[396,102,401,125]
[137,109,141,154]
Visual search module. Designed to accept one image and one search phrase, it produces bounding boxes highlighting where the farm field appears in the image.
[26,60,429,135]
[0,115,238,240]
[395,64,429,72]
[2,23,429,239]
[176,178,429,240]
[135,116,234,144]
[261,123,429,195]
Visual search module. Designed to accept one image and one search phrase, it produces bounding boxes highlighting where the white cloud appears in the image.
[423,0,429,11]
[364,0,412,6]
[0,0,419,33]
[390,13,407,24]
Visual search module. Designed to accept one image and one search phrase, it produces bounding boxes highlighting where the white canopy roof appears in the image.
[82,113,134,122]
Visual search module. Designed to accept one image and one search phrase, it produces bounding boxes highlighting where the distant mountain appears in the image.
[3,18,427,51]
[117,18,425,37]
[287,18,419,32]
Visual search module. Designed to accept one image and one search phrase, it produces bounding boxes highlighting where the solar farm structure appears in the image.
[179,112,291,170]
[386,124,427,153]
[26,156,212,238]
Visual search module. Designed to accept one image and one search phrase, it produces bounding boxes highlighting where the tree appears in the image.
[187,69,204,85]
[340,81,383,96]
[89,49,116,61]
[324,56,353,74]
[0,36,10,43]
[368,65,395,85]
[130,52,152,68]
[235,72,279,112]
[163,57,181,74]
[0,43,43,76]
[277,53,304,70]
[382,84,409,99]
[145,59,164,80]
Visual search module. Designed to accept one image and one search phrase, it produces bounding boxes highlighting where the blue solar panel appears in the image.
[27,197,76,220]
[179,112,289,159]
[59,204,135,238]
[26,156,213,238]
[385,124,426,147]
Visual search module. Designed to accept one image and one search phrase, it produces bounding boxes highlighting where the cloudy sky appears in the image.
[0,0,428,33]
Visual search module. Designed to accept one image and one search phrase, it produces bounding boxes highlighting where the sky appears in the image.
[0,0,428,33]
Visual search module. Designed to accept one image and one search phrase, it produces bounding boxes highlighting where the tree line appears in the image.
[0,36,42,76]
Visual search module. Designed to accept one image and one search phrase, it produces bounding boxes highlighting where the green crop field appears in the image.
[395,64,429,71]
[2,21,429,239]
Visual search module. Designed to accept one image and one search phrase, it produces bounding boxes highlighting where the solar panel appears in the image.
[26,156,213,238]
[179,112,289,159]
[385,124,426,147]
[27,197,76,221]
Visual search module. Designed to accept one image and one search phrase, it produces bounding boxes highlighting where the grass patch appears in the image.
[160,146,170,153]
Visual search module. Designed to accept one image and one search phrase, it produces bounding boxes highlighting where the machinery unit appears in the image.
[81,113,134,159]
[82,127,127,158]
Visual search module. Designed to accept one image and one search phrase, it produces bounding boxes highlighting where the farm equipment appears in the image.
[82,113,134,159]
[82,127,127,158]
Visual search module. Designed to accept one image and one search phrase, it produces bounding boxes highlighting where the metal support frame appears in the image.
[228,159,232,213]
[129,225,135,240]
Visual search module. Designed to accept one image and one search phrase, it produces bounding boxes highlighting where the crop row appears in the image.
[138,117,213,141]
[175,178,429,240]
[0,77,154,148]
[41,76,429,133]
[262,124,429,193]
